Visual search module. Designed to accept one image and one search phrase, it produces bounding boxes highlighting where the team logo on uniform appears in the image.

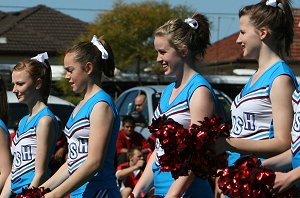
[69,138,89,159]
[232,112,255,135]
[293,112,300,132]
[14,145,33,167]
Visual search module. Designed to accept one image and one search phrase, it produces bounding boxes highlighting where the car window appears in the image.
[152,92,162,111]
[217,95,231,123]
[116,90,139,117]
[141,98,149,123]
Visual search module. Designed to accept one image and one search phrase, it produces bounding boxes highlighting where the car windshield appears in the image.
[152,92,162,111]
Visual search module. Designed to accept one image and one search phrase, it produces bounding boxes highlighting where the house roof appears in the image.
[0,5,88,55]
[204,8,300,63]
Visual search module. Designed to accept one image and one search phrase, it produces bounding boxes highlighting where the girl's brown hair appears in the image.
[66,36,115,79]
[13,59,52,104]
[155,12,211,64]
[239,0,294,57]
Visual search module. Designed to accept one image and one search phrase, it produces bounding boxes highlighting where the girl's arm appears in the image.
[166,86,215,197]
[44,102,114,198]
[0,129,12,192]
[40,162,69,190]
[132,150,155,198]
[0,173,11,198]
[30,116,55,188]
[262,149,292,171]
[219,76,295,158]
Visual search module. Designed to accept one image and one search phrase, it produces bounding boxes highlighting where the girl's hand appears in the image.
[273,172,294,194]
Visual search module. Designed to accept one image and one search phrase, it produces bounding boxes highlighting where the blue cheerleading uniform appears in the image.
[229,60,298,166]
[64,89,120,198]
[11,107,58,193]
[152,73,216,198]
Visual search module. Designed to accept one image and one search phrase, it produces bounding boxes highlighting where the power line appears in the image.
[0,5,237,16]
[204,12,237,17]
[0,5,108,12]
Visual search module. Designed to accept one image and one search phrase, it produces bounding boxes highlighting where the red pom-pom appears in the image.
[217,155,297,197]
[12,187,51,198]
[149,115,230,179]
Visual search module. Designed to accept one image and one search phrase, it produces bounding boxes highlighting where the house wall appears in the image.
[0,55,63,65]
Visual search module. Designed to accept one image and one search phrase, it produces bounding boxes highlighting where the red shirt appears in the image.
[117,162,143,189]
[116,129,151,154]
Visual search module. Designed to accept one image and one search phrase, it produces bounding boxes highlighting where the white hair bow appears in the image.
[31,52,49,67]
[266,0,277,7]
[184,18,199,30]
[91,35,109,60]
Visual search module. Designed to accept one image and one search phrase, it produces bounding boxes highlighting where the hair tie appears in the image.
[277,3,284,10]
[184,18,199,30]
[91,35,109,60]
[266,0,277,7]
[31,52,49,68]
[266,0,284,11]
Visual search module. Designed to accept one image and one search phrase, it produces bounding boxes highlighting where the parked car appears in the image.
[7,91,75,133]
[115,85,232,139]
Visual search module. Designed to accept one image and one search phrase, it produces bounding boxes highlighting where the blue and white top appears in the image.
[152,73,215,197]
[11,107,58,193]
[64,89,120,197]
[229,60,298,166]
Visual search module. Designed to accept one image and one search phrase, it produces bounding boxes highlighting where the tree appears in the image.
[81,0,194,80]
[55,0,194,101]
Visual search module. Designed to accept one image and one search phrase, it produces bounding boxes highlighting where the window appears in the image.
[116,90,139,118]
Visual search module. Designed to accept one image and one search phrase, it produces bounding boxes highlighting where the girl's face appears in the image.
[64,52,89,93]
[154,35,184,76]
[236,15,262,60]
[12,70,37,104]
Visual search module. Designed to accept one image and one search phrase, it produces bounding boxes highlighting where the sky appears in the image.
[0,0,299,43]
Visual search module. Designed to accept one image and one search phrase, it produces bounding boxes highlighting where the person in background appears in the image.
[131,93,147,127]
[215,0,297,197]
[133,12,217,197]
[116,147,145,198]
[40,35,121,198]
[0,75,12,193]
[1,52,58,197]
[134,94,146,114]
[116,115,152,166]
